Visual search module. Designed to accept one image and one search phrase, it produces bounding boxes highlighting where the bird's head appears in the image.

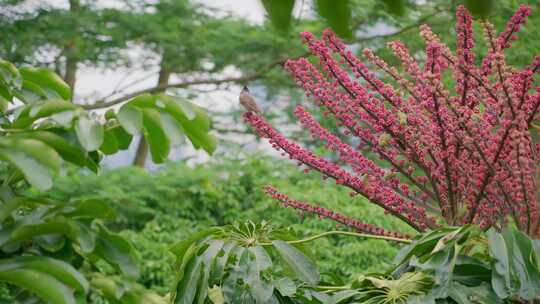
[242,86,249,92]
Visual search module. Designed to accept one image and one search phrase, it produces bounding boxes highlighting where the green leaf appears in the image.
[0,256,88,294]
[174,253,202,304]
[0,59,21,102]
[487,227,540,300]
[117,105,143,135]
[210,242,236,282]
[0,59,21,88]
[12,100,77,128]
[160,112,185,145]
[90,273,166,304]
[62,199,117,220]
[487,228,517,299]
[197,240,224,304]
[94,223,139,278]
[0,268,77,304]
[7,220,76,247]
[272,240,320,285]
[111,126,133,150]
[75,115,104,151]
[315,0,353,39]
[249,245,272,272]
[50,110,75,127]
[15,79,47,103]
[394,226,459,266]
[261,0,295,33]
[464,0,495,18]
[142,108,170,163]
[0,196,25,222]
[509,229,540,299]
[90,273,124,300]
[329,290,359,304]
[35,234,66,252]
[274,277,296,296]
[127,94,217,154]
[13,138,62,170]
[72,221,96,253]
[19,67,71,101]
[447,282,501,304]
[169,227,220,258]
[0,148,53,190]
[382,0,407,16]
[8,131,87,167]
[100,128,120,155]
[172,243,199,300]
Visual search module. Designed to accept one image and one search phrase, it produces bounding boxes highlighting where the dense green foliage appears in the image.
[0,57,215,303]
[41,155,408,296]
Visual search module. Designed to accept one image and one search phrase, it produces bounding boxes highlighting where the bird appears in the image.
[239,86,263,116]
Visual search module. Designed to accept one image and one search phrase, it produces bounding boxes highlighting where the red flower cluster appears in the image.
[244,5,540,236]
[265,186,410,239]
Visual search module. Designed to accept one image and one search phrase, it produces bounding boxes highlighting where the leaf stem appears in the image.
[260,231,412,246]
[314,285,350,291]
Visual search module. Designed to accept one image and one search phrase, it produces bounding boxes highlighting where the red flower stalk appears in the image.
[244,5,540,237]
[265,186,410,239]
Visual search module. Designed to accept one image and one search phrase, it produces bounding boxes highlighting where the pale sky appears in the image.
[7,1,327,167]
[73,0,285,167]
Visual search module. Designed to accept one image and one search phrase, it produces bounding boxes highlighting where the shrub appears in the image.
[44,156,406,294]
[0,58,215,303]
[245,4,540,237]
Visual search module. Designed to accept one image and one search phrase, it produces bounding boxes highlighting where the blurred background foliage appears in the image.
[37,155,411,296]
[2,1,539,158]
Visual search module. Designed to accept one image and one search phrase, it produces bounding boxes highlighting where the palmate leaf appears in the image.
[488,227,540,300]
[173,246,203,304]
[272,240,320,285]
[171,222,322,303]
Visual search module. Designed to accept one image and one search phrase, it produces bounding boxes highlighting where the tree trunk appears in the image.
[64,55,77,96]
[133,63,171,167]
[64,0,80,99]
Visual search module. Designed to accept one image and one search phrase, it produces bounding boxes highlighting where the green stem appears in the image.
[314,285,350,291]
[260,231,412,246]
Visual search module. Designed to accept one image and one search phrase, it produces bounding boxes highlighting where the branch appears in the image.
[81,58,287,110]
[78,10,447,111]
